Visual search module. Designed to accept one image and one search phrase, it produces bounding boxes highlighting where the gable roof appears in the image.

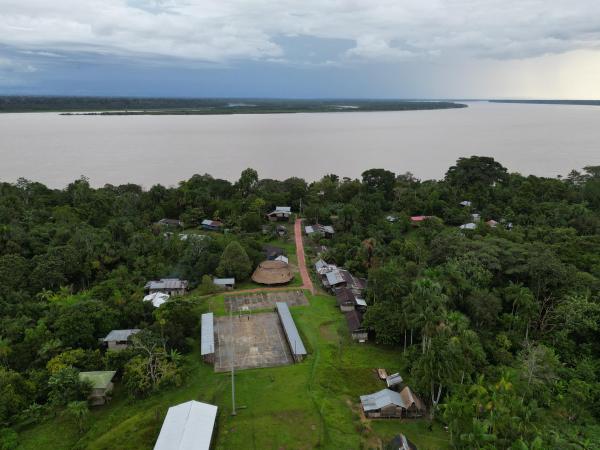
[103,329,140,342]
[276,302,307,356]
[326,270,345,286]
[345,309,364,332]
[399,386,425,411]
[360,388,404,411]
[154,400,218,450]
[79,371,116,389]
[201,313,214,356]
[145,278,188,290]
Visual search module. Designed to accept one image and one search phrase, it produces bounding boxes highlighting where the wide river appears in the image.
[1,101,599,188]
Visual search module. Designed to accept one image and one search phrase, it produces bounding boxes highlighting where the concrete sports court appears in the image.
[224,290,308,313]
[213,312,293,372]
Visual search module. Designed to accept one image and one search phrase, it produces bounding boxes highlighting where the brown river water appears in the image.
[0,101,599,188]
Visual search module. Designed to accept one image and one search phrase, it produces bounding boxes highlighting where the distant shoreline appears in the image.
[490,99,600,106]
[0,96,467,114]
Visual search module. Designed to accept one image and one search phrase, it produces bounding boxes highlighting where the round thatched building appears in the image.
[251,260,294,285]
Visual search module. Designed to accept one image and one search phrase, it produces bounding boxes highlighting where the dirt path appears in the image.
[294,217,315,294]
[225,218,315,296]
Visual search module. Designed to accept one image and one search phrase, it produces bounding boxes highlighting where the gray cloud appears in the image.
[1,0,600,66]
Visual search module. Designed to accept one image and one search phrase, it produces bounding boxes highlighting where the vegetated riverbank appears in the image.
[0,95,467,114]
[489,99,600,106]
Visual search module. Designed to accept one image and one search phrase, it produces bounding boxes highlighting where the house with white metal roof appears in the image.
[267,206,292,221]
[201,313,215,364]
[275,302,307,362]
[154,400,218,450]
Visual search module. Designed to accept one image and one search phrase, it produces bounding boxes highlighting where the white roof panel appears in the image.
[201,313,214,356]
[154,400,217,450]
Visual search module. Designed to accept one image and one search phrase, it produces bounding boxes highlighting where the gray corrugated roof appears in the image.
[213,278,235,285]
[103,329,141,342]
[154,400,217,450]
[201,313,214,356]
[275,302,307,356]
[145,278,188,290]
[326,270,345,286]
[275,206,291,213]
[360,388,404,411]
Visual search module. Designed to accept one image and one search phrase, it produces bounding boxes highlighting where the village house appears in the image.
[201,219,224,232]
[154,400,218,450]
[213,278,235,290]
[102,329,140,351]
[79,371,117,406]
[459,222,477,230]
[360,387,425,419]
[156,218,183,228]
[305,224,335,238]
[144,278,188,296]
[267,206,292,221]
[335,287,367,312]
[345,309,368,342]
[410,215,434,225]
[251,260,294,285]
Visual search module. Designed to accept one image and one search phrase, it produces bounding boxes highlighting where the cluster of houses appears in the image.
[360,371,425,420]
[314,258,369,342]
[458,200,512,231]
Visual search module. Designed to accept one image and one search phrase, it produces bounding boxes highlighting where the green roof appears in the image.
[79,371,116,389]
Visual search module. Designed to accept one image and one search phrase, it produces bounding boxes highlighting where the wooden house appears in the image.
[267,206,292,222]
[345,309,368,342]
[144,278,188,296]
[201,219,224,232]
[102,329,140,351]
[360,387,425,419]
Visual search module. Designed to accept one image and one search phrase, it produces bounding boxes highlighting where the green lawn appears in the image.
[16,294,450,450]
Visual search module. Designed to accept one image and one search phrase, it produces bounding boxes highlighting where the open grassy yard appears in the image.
[16,293,450,450]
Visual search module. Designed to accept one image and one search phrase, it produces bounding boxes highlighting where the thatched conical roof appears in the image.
[251,260,294,285]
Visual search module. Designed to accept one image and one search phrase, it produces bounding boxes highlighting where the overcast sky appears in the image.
[1,0,600,98]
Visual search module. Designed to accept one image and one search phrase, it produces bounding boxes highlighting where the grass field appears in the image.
[16,293,450,450]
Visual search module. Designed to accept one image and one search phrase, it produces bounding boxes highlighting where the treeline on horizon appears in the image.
[2,156,600,448]
[0,95,466,113]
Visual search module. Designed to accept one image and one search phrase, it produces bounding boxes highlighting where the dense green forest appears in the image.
[2,157,600,448]
[0,96,466,114]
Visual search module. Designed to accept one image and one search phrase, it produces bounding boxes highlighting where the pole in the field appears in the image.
[230,304,236,416]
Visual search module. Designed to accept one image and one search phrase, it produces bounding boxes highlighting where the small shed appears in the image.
[386,215,398,222]
[201,313,215,364]
[102,329,141,351]
[154,400,218,450]
[276,302,307,362]
[145,278,188,296]
[79,371,116,406]
[459,200,472,207]
[267,206,292,222]
[201,219,224,232]
[386,373,403,390]
[143,292,170,308]
[276,225,288,236]
[213,278,235,290]
[345,309,368,342]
